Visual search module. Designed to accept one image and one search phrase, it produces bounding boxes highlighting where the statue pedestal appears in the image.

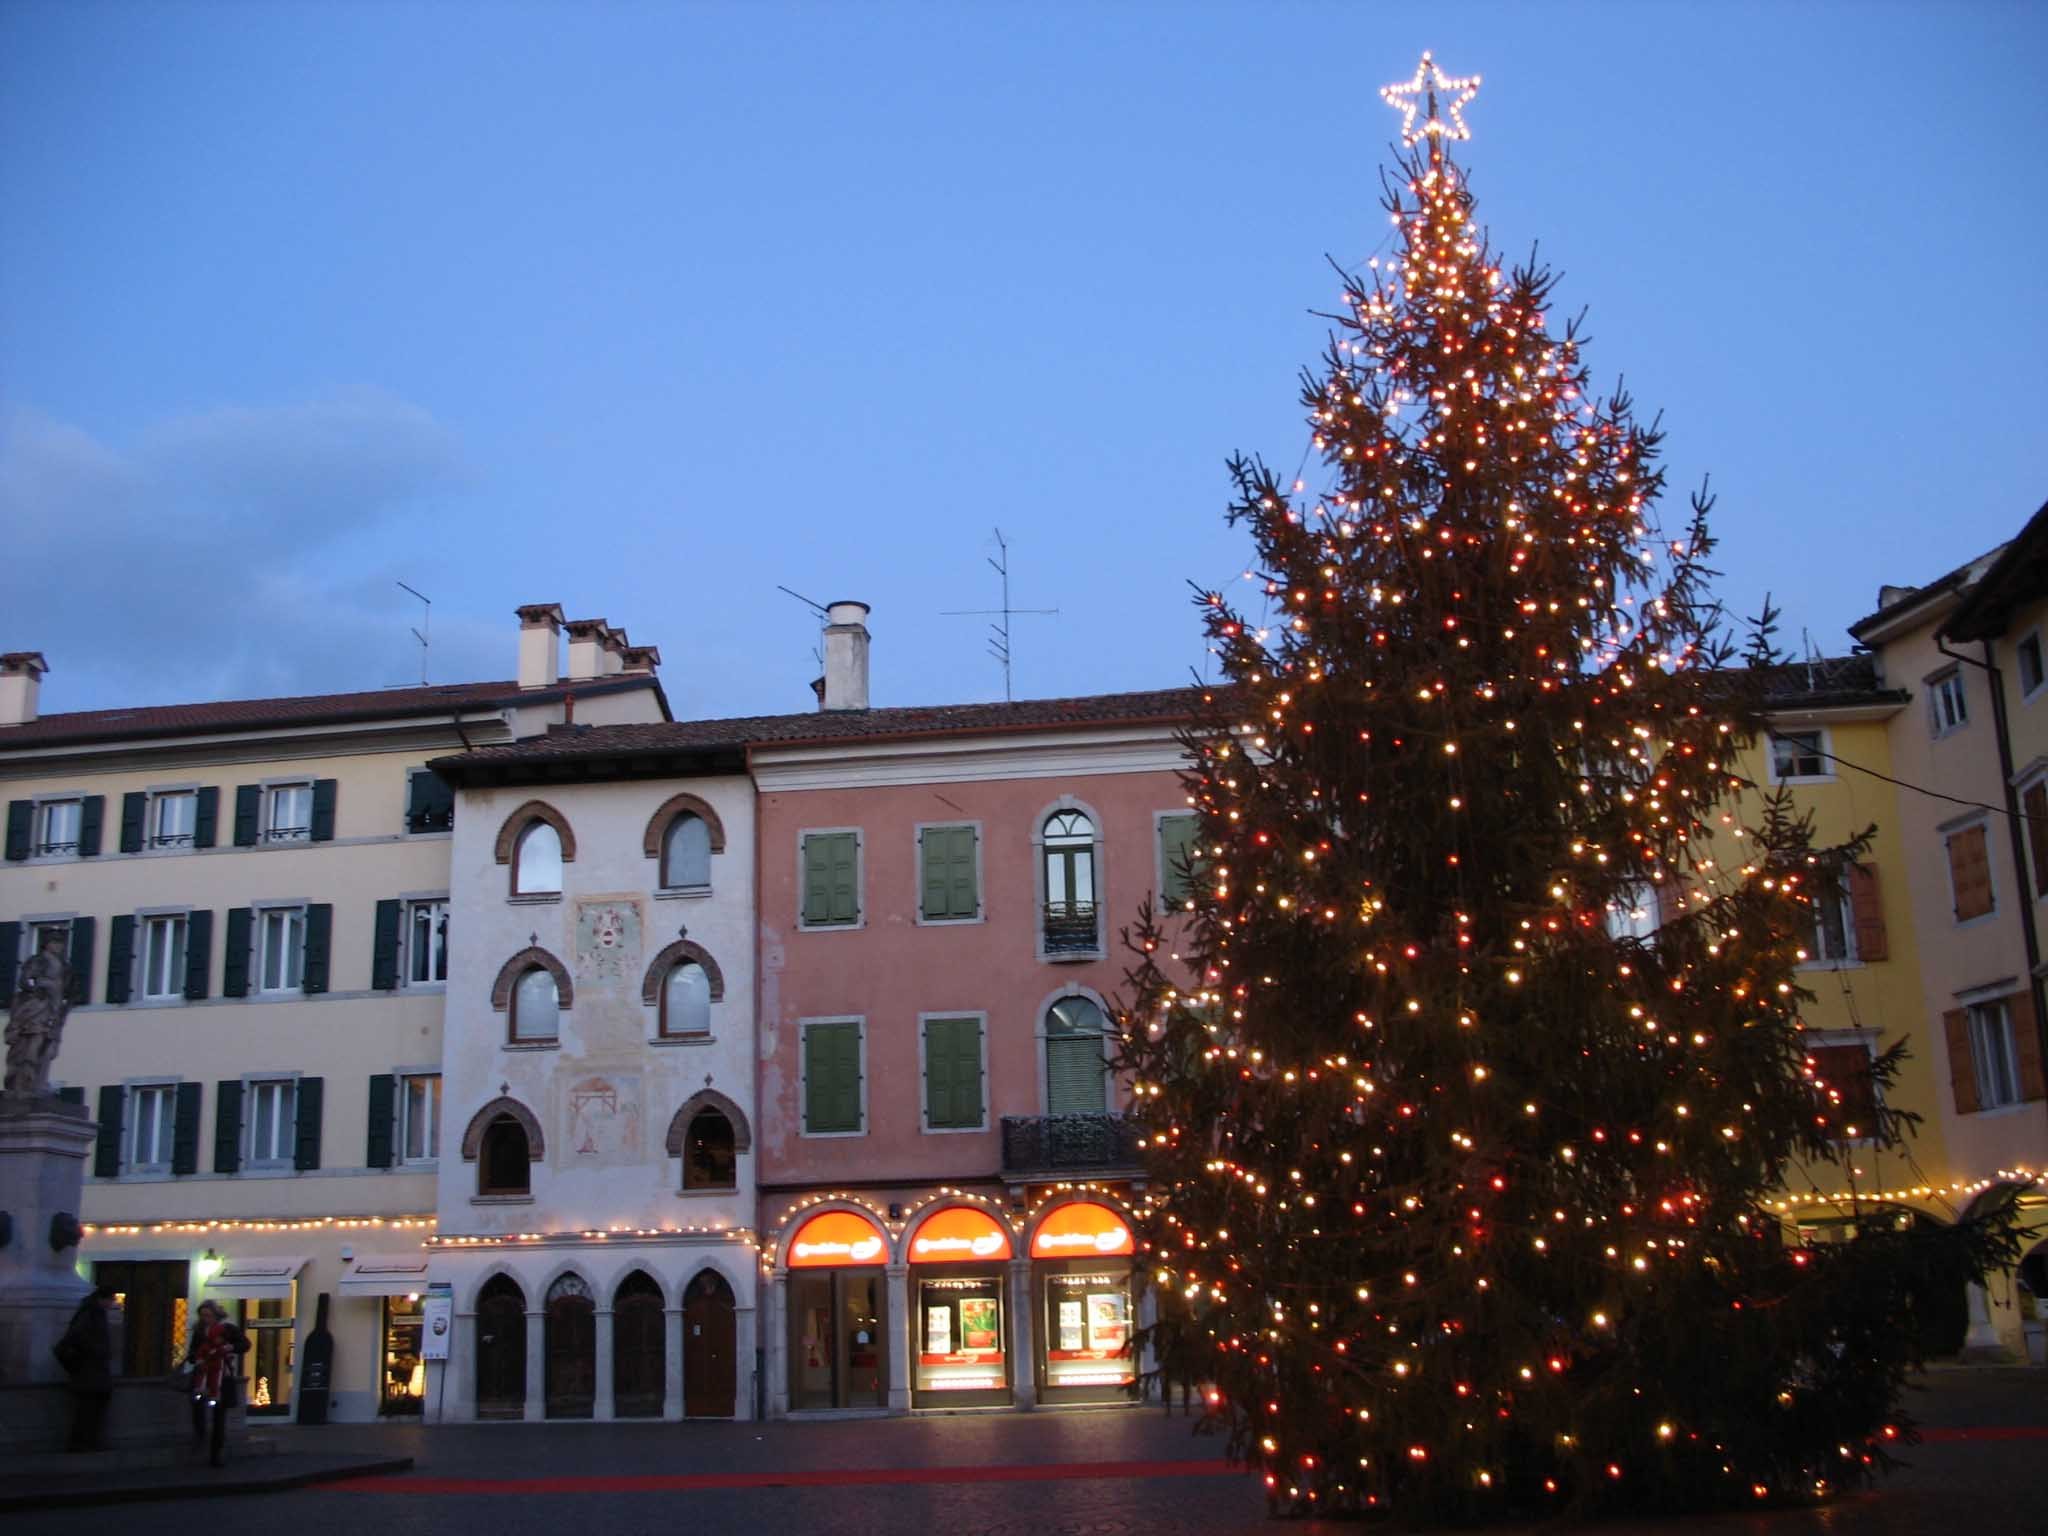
[0,1092,94,1386]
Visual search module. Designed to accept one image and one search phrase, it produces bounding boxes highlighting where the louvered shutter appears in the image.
[77,796,104,857]
[408,771,454,833]
[183,909,213,1000]
[920,827,977,920]
[371,899,401,990]
[1948,826,1993,920]
[93,1086,123,1177]
[366,1074,397,1169]
[2011,989,2045,1102]
[925,1017,982,1129]
[805,1023,861,1133]
[1159,815,1199,906]
[119,792,147,853]
[193,786,220,849]
[919,828,950,919]
[56,1085,85,1106]
[293,1076,324,1170]
[1046,1035,1107,1115]
[804,833,858,925]
[0,921,18,998]
[222,908,253,998]
[1943,1008,1979,1114]
[214,1080,243,1174]
[171,1082,202,1175]
[310,778,338,841]
[828,834,857,922]
[302,903,333,993]
[2028,782,2048,897]
[4,800,30,861]
[1846,863,1887,962]
[65,916,94,1005]
[232,786,260,847]
[104,916,135,1005]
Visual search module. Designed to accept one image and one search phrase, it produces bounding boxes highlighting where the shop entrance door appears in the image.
[612,1271,665,1418]
[93,1260,186,1376]
[237,1293,297,1415]
[544,1275,596,1419]
[474,1275,526,1419]
[788,1269,886,1410]
[683,1269,736,1417]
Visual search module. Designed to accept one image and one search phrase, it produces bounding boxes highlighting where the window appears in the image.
[405,769,454,834]
[406,899,449,985]
[1044,996,1108,1115]
[514,822,563,896]
[150,791,197,849]
[479,1116,531,1196]
[401,1074,441,1163]
[1157,813,1200,908]
[128,1084,177,1173]
[1769,731,1828,782]
[2025,779,2048,899]
[1930,670,1968,737]
[264,782,314,843]
[246,1078,298,1168]
[660,961,711,1038]
[34,798,82,857]
[1807,1041,1878,1138]
[511,966,560,1042]
[258,906,307,992]
[1946,822,1994,922]
[802,1019,864,1135]
[681,1109,737,1190]
[922,1016,986,1131]
[1604,884,1660,942]
[140,913,190,999]
[800,832,860,927]
[1967,1001,2022,1110]
[1807,866,1857,965]
[661,814,711,890]
[2020,631,2044,699]
[918,825,979,922]
[1042,810,1099,955]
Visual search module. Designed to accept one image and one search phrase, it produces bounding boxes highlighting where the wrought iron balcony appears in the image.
[1041,900,1100,956]
[1001,1114,1143,1179]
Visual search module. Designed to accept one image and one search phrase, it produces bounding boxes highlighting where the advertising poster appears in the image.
[1057,1298,1086,1353]
[1087,1292,1129,1353]
[959,1298,999,1353]
[421,1282,453,1362]
[926,1305,953,1354]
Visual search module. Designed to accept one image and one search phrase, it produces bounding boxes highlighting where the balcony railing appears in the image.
[1001,1114,1143,1178]
[1041,901,1100,956]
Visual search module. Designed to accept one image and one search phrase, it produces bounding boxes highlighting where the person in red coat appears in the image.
[182,1300,251,1466]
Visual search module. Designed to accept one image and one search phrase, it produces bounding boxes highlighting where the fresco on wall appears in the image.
[565,1072,643,1164]
[574,897,643,988]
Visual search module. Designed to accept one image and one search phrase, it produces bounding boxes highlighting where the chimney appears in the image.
[820,600,871,711]
[565,618,609,682]
[0,652,49,727]
[621,644,662,676]
[515,606,564,689]
[601,626,627,676]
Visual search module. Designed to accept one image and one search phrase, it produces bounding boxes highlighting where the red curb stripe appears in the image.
[319,1458,1240,1495]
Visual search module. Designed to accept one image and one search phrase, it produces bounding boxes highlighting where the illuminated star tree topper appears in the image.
[1379,50,1482,143]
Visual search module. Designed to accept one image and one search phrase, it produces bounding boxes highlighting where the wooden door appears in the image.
[683,1269,736,1417]
[474,1277,526,1419]
[612,1272,665,1418]
[545,1288,596,1418]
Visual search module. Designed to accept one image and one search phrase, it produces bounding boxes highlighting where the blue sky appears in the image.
[3,1,2043,718]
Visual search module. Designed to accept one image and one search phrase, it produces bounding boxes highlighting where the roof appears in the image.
[0,675,668,751]
[431,685,1212,784]
[1943,497,2048,643]
[1754,653,1907,712]
[1848,542,2008,643]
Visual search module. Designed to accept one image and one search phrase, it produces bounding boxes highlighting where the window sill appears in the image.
[676,1185,739,1199]
[503,1040,561,1051]
[649,1034,716,1047]
[1961,1100,2038,1121]
[507,893,563,906]
[915,914,986,928]
[1796,960,1866,973]
[400,981,449,994]
[1039,949,1106,965]
[471,1194,535,1206]
[799,1128,868,1140]
[655,886,713,901]
[797,921,865,934]
[1953,912,2000,930]
[921,1123,990,1136]
[133,995,189,1008]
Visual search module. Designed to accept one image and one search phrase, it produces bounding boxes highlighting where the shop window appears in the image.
[379,1295,427,1415]
[480,1116,532,1196]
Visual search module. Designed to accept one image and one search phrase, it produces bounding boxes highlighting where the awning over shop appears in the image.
[337,1254,431,1298]
[203,1255,309,1300]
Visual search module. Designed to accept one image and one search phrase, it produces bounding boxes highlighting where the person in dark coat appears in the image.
[56,1282,117,1452]
[182,1299,251,1467]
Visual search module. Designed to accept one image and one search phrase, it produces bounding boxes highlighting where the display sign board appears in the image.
[908,1205,1013,1263]
[421,1281,454,1361]
[788,1209,889,1268]
[1030,1201,1133,1259]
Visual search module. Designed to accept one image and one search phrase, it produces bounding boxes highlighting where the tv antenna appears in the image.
[942,527,1057,701]
[397,581,432,685]
[778,584,828,672]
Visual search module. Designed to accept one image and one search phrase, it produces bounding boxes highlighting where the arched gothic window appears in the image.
[480,1115,532,1196]
[515,821,564,895]
[661,961,711,1038]
[662,814,712,890]
[682,1109,737,1190]
[512,966,560,1042]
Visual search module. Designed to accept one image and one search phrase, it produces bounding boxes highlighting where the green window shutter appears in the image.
[925,1017,983,1129]
[93,1086,123,1177]
[302,903,333,994]
[232,786,260,847]
[371,899,401,991]
[827,834,858,922]
[119,792,147,853]
[171,1082,203,1175]
[805,1023,862,1133]
[0,921,19,999]
[5,800,31,861]
[57,1085,86,1107]
[804,833,859,925]
[366,1073,396,1169]
[193,786,220,849]
[183,909,213,1000]
[310,778,339,842]
[221,908,253,998]
[104,916,135,1006]
[408,771,454,833]
[213,1080,243,1174]
[65,916,95,1005]
[919,828,949,920]
[293,1076,324,1170]
[1159,815,1200,906]
[921,827,978,920]
[949,827,978,919]
[77,796,105,857]
[1046,1035,1107,1116]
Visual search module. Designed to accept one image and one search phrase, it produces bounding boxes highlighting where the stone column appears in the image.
[1007,1256,1036,1409]
[524,1307,546,1421]
[437,1309,475,1422]
[0,1096,97,1386]
[766,1275,788,1417]
[734,1302,758,1420]
[593,1306,615,1420]
[884,1263,910,1412]
[1963,1281,2007,1356]
[662,1303,685,1421]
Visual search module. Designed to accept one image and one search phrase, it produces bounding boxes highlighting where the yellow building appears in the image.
[0,607,668,1418]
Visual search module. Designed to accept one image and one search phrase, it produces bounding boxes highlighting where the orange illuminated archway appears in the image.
[786,1209,889,1268]
[1030,1201,1133,1259]
[907,1206,1013,1264]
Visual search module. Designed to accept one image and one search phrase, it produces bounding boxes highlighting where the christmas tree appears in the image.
[1118,54,2020,1521]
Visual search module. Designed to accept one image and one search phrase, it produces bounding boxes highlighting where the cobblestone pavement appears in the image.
[7,1370,2043,1534]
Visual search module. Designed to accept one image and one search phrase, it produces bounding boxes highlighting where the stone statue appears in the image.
[4,929,72,1096]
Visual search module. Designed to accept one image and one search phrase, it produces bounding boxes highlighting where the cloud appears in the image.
[0,393,484,710]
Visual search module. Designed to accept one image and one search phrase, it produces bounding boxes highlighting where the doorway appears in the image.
[787,1269,885,1410]
[92,1259,187,1377]
[683,1269,736,1417]
[544,1274,595,1418]
[237,1293,297,1415]
[474,1275,526,1419]
[613,1271,666,1418]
